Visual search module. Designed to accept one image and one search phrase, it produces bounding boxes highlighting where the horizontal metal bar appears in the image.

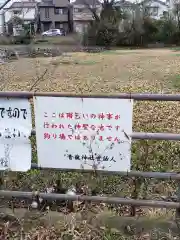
[30,163,180,180]
[31,130,180,141]
[132,132,180,141]
[0,190,179,209]
[30,131,180,179]
[1,91,180,101]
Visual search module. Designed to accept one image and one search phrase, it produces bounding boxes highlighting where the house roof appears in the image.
[38,2,54,7]
[10,1,37,8]
[139,0,168,6]
[115,0,135,7]
[38,0,71,7]
[72,0,101,5]
[38,0,54,7]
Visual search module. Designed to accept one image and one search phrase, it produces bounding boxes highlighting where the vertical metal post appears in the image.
[175,181,180,228]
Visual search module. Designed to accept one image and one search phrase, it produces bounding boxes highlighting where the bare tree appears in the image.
[173,0,180,30]
[82,0,101,21]
[0,0,11,11]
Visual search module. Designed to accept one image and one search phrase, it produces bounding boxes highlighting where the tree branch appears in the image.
[82,0,100,22]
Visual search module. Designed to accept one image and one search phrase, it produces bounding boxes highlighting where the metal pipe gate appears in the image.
[1,91,180,211]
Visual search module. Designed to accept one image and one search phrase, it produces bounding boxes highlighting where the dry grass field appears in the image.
[1,48,180,132]
[1,48,180,239]
[1,48,180,93]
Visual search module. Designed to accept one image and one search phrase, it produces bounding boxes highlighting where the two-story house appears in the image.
[115,0,136,13]
[114,0,138,32]
[139,0,169,19]
[38,0,72,33]
[3,0,38,35]
[72,0,101,33]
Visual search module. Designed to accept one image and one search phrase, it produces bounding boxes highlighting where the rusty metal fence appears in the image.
[1,91,180,212]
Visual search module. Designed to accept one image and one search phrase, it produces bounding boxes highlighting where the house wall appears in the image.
[73,21,89,33]
[142,1,168,19]
[52,0,70,8]
[73,4,101,33]
[0,0,41,34]
[39,0,71,32]
[39,6,70,32]
[40,21,69,32]
[39,7,68,22]
[4,0,30,23]
[0,11,4,34]
[73,4,101,21]
[4,7,36,27]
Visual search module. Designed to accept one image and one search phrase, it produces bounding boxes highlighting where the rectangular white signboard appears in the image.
[34,97,133,172]
[0,98,32,171]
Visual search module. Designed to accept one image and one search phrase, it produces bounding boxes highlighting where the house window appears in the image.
[55,22,64,29]
[163,11,168,17]
[63,8,68,14]
[74,8,83,13]
[145,7,158,16]
[13,10,21,15]
[144,7,149,15]
[54,8,68,14]
[54,8,63,14]
[45,8,49,18]
[152,7,158,16]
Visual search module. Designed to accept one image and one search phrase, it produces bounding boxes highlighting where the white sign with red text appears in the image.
[34,97,133,172]
[0,98,32,171]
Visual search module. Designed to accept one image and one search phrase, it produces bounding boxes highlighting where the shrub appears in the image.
[12,35,32,44]
[84,21,119,46]
[83,2,180,47]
